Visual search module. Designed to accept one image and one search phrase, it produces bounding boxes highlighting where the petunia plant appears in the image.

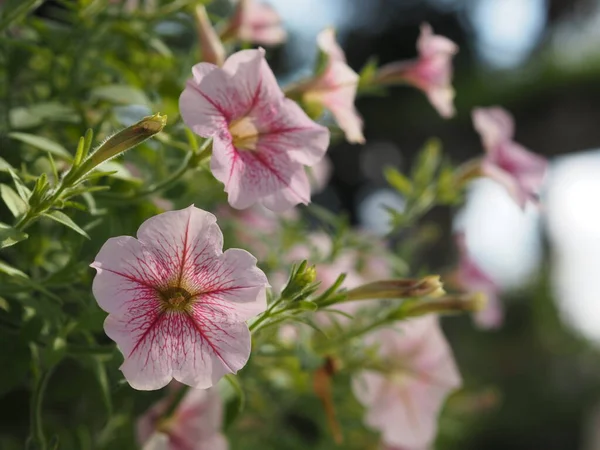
[0,1,552,450]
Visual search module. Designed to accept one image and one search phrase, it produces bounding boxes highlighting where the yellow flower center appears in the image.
[229,116,259,151]
[160,286,194,312]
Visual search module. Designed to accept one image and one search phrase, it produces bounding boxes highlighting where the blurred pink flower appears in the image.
[301,28,365,144]
[90,206,268,390]
[308,156,333,194]
[376,23,458,118]
[224,0,286,45]
[195,5,226,66]
[180,49,330,211]
[141,433,169,450]
[352,316,462,450]
[137,385,227,450]
[454,233,502,329]
[472,107,548,209]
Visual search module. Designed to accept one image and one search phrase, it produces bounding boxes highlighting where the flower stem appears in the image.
[28,365,55,450]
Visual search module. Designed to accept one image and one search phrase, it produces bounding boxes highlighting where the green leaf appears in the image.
[91,357,113,416]
[384,166,413,196]
[295,300,318,311]
[223,374,245,430]
[0,296,9,312]
[0,157,14,172]
[1,183,27,217]
[0,0,45,33]
[0,222,28,248]
[43,211,90,238]
[9,132,72,160]
[0,259,28,278]
[91,85,150,106]
[412,138,442,190]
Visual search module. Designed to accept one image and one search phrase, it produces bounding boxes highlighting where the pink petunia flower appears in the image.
[90,205,268,390]
[223,0,286,46]
[352,316,462,450]
[137,384,227,450]
[454,233,502,329]
[300,28,365,144]
[375,23,458,118]
[472,107,548,209]
[179,49,330,212]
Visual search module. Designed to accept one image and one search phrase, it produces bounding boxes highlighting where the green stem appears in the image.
[29,366,55,450]
[162,384,189,420]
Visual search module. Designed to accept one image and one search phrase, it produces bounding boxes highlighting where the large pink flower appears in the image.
[376,23,458,118]
[90,206,268,390]
[224,0,286,45]
[352,316,462,450]
[454,233,502,329]
[137,385,227,450]
[180,49,330,212]
[472,107,548,209]
[301,28,364,144]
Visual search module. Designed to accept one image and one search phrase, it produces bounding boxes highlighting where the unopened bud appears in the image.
[79,113,166,176]
[281,260,318,301]
[345,275,444,302]
[195,5,226,66]
[404,292,487,318]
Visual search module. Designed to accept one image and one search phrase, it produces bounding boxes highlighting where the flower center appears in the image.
[160,286,194,311]
[229,116,259,151]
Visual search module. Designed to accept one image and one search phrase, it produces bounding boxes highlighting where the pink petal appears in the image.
[308,61,364,144]
[238,0,287,45]
[472,107,515,150]
[317,27,346,63]
[195,5,225,67]
[425,84,455,119]
[417,23,458,59]
[141,433,169,450]
[352,317,461,449]
[137,385,228,450]
[473,107,547,209]
[211,138,310,211]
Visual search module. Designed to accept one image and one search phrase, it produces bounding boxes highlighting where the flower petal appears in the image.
[317,27,346,63]
[211,138,310,210]
[91,236,164,317]
[418,23,458,59]
[472,107,515,151]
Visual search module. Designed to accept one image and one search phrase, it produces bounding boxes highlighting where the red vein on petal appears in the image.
[184,312,237,373]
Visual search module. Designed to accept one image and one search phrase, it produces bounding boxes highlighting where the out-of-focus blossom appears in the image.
[472,107,548,209]
[195,5,226,66]
[454,233,502,329]
[292,28,364,144]
[222,0,286,46]
[180,49,330,211]
[90,206,268,390]
[352,316,462,450]
[137,385,227,450]
[375,23,458,118]
[308,156,333,194]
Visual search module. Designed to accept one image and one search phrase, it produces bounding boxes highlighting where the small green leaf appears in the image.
[43,211,90,238]
[0,157,14,172]
[0,296,9,312]
[91,85,150,106]
[0,259,28,278]
[223,374,245,430]
[296,300,318,311]
[412,138,442,190]
[0,222,28,248]
[9,132,72,160]
[384,166,413,196]
[1,183,27,217]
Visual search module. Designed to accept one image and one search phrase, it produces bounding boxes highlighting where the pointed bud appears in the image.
[194,5,226,66]
[345,275,444,302]
[403,292,487,318]
[77,113,166,178]
[281,260,318,301]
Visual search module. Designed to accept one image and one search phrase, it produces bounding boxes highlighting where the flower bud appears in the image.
[194,5,225,66]
[79,113,166,176]
[280,260,318,301]
[403,292,487,318]
[345,275,444,302]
